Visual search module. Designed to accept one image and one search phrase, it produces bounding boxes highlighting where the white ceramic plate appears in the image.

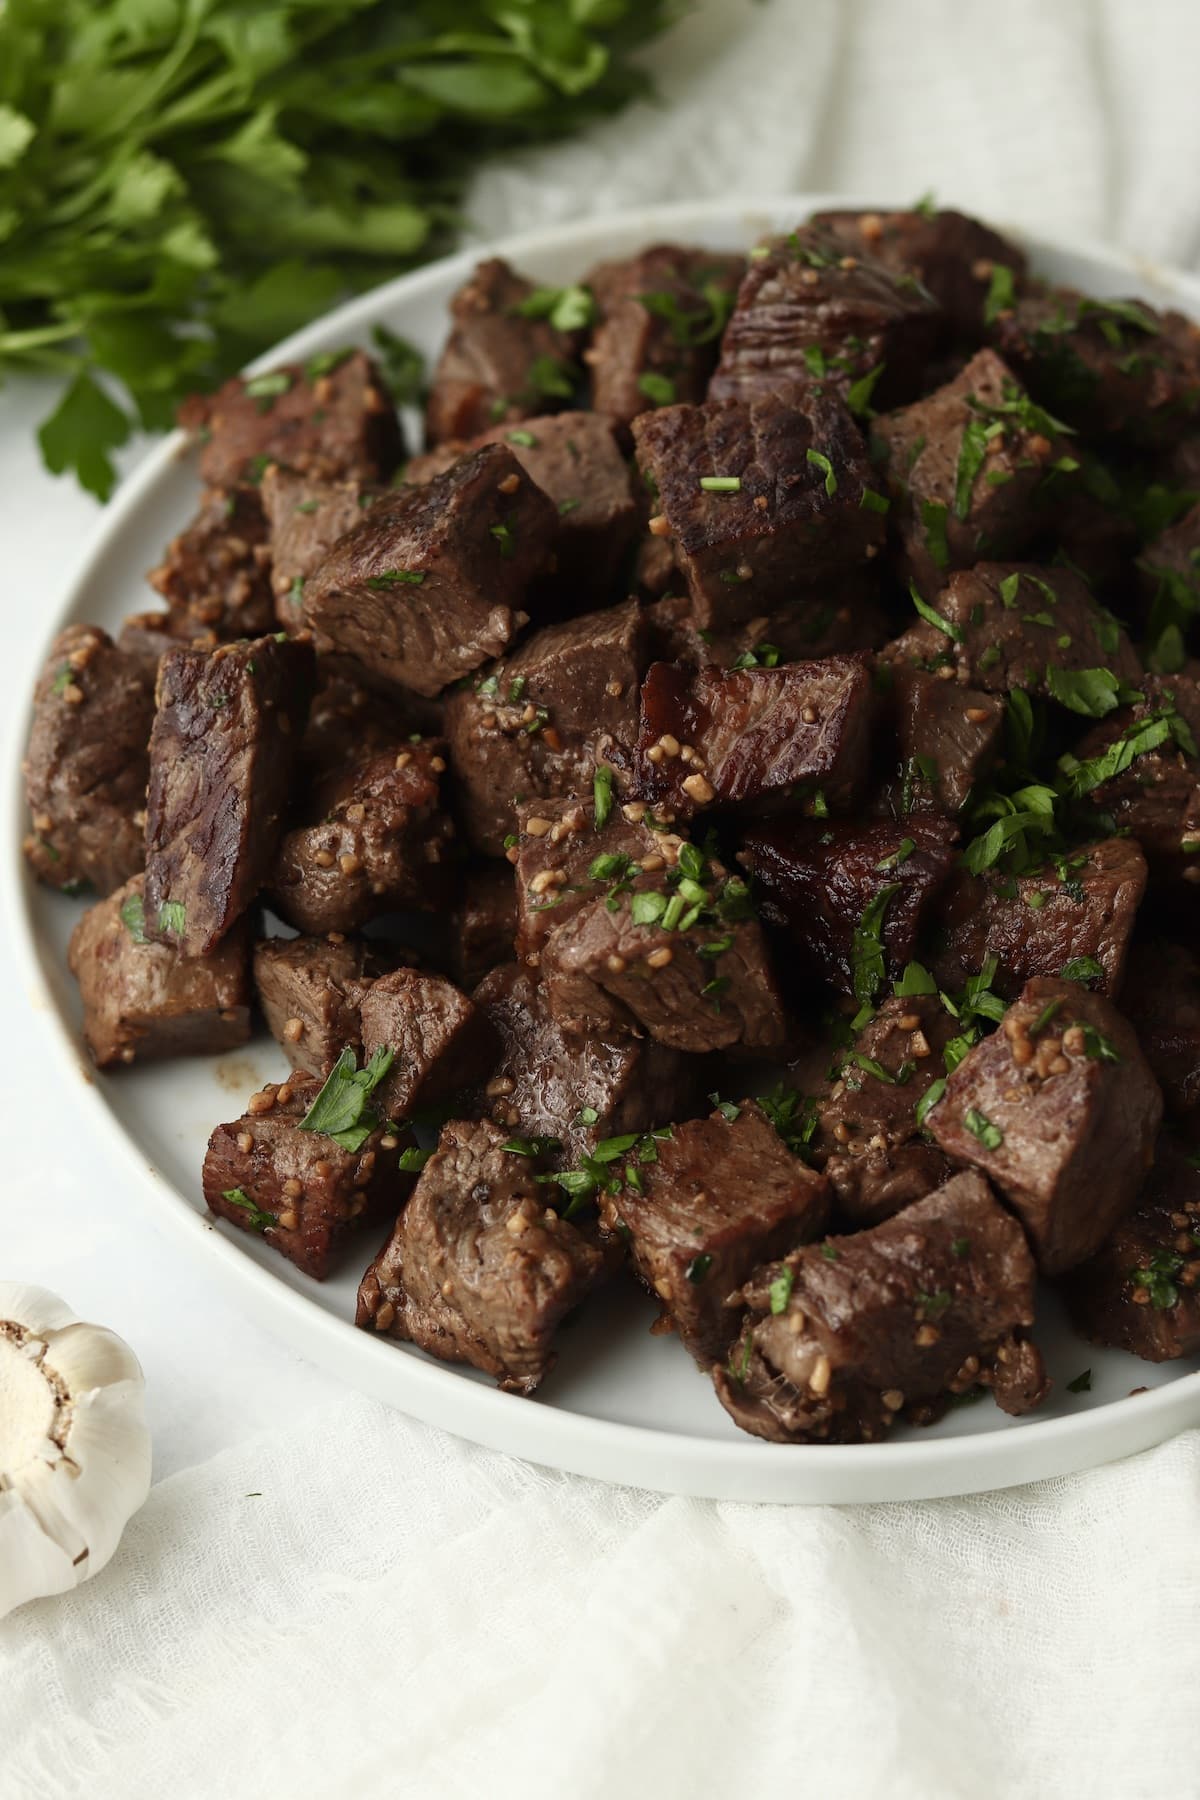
[9,197,1200,1503]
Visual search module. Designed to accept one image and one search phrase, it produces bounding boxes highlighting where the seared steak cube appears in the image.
[253,934,394,1077]
[444,599,648,855]
[260,466,381,629]
[358,967,495,1120]
[990,284,1200,448]
[584,243,743,429]
[1063,673,1200,883]
[599,1101,830,1366]
[425,258,579,445]
[68,874,251,1069]
[645,585,890,667]
[511,792,680,963]
[180,349,401,487]
[891,663,1005,813]
[204,1073,414,1280]
[302,444,556,697]
[448,862,518,990]
[405,412,638,610]
[144,634,315,954]
[714,1172,1048,1444]
[24,624,155,895]
[811,206,1027,339]
[474,963,700,1163]
[812,995,959,1226]
[929,976,1162,1273]
[356,1118,602,1393]
[298,662,420,782]
[117,610,211,678]
[929,837,1148,999]
[709,223,941,412]
[872,350,1077,590]
[631,395,886,628]
[887,562,1141,696]
[1122,940,1200,1118]
[147,485,276,642]
[271,740,455,935]
[637,652,874,817]
[1061,1134,1200,1361]
[741,815,959,1000]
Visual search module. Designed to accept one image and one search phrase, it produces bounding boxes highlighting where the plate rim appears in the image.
[9,192,1200,1503]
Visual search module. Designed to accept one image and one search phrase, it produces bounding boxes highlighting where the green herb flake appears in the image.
[366,568,425,589]
[1066,1369,1092,1393]
[119,893,147,944]
[51,664,74,696]
[768,1269,795,1315]
[490,520,516,559]
[920,500,951,570]
[157,899,186,938]
[637,371,676,407]
[685,1253,713,1284]
[850,883,900,1003]
[860,486,890,514]
[820,1243,839,1262]
[915,1078,947,1128]
[507,428,537,448]
[806,447,837,497]
[397,1147,432,1173]
[1060,955,1104,985]
[221,1187,274,1233]
[592,763,614,831]
[910,580,962,641]
[964,1107,1004,1150]
[699,475,742,493]
[298,1046,394,1153]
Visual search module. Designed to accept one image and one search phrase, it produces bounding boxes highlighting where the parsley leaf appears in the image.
[298,1046,394,1153]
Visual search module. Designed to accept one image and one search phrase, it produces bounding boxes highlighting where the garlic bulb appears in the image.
[0,1284,151,1619]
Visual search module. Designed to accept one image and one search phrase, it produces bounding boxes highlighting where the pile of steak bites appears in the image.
[29,204,1200,1444]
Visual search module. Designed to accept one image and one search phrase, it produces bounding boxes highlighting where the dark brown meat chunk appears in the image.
[144,634,315,955]
[473,963,700,1164]
[709,223,941,412]
[929,837,1148,1000]
[890,663,1005,813]
[271,740,455,935]
[1061,1134,1200,1362]
[645,584,891,667]
[599,1102,830,1366]
[259,466,382,629]
[990,283,1200,449]
[1121,940,1200,1118]
[510,792,680,964]
[929,977,1162,1274]
[741,815,960,1001]
[637,652,874,817]
[117,610,214,679]
[68,874,251,1070]
[715,1172,1047,1443]
[1065,673,1200,884]
[358,967,496,1120]
[297,662,422,783]
[448,862,518,990]
[23,624,155,895]
[147,485,275,642]
[811,995,959,1227]
[885,562,1142,696]
[811,206,1027,339]
[204,1074,414,1280]
[872,350,1077,591]
[253,935,395,1077]
[584,243,743,430]
[425,258,579,445]
[356,1118,602,1393]
[631,395,886,628]
[443,599,648,855]
[301,444,557,697]
[180,350,401,488]
[405,411,638,610]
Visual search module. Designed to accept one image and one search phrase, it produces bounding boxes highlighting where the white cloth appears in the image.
[5,3,1200,1794]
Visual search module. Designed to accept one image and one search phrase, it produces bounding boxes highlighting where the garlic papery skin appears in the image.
[0,1284,151,1620]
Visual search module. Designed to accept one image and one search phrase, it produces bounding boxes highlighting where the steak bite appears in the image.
[259,466,381,629]
[584,243,743,429]
[708,223,941,413]
[811,995,959,1227]
[448,862,518,990]
[741,815,960,1000]
[204,1071,415,1280]
[636,652,874,818]
[474,963,699,1164]
[1061,1134,1200,1362]
[599,1102,830,1366]
[358,967,496,1120]
[144,634,315,955]
[253,934,394,1077]
[811,205,1028,340]
[631,394,886,628]
[425,257,579,445]
[297,662,419,781]
[929,837,1148,1000]
[928,976,1163,1274]
[990,283,1200,449]
[890,663,1005,813]
[117,610,212,678]
[443,599,648,855]
[23,623,156,896]
[886,562,1142,696]
[356,1118,603,1393]
[147,485,276,642]
[872,350,1077,591]
[645,584,891,667]
[180,349,402,488]
[511,792,680,963]
[271,739,455,935]
[68,875,251,1069]
[1121,940,1200,1118]
[714,1172,1048,1444]
[1063,673,1200,883]
[301,443,557,697]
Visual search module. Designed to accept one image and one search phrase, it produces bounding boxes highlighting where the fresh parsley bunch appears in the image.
[0,0,681,497]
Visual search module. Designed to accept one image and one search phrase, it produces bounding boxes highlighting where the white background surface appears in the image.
[6,3,1200,1794]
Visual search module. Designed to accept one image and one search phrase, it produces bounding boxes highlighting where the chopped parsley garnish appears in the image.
[592,764,614,831]
[51,664,74,696]
[1044,666,1129,717]
[846,363,885,418]
[1066,1369,1092,1393]
[757,1083,819,1158]
[490,519,517,559]
[1131,1249,1183,1311]
[120,892,147,943]
[699,475,742,493]
[1030,997,1062,1036]
[222,1187,274,1233]
[1079,1024,1121,1064]
[243,369,292,410]
[806,447,837,496]
[875,837,915,872]
[366,568,425,588]
[1057,705,1196,798]
[501,1136,560,1158]
[1060,955,1104,985]
[963,1107,1003,1150]
[914,1079,946,1128]
[850,882,900,1003]
[637,371,676,407]
[731,641,782,670]
[768,1269,794,1315]
[685,1253,713,1284]
[304,348,353,383]
[507,428,537,448]
[982,262,1017,324]
[916,1288,953,1321]
[860,485,890,514]
[515,283,596,332]
[820,1243,839,1262]
[909,581,962,641]
[920,499,950,570]
[953,414,996,518]
[894,960,937,997]
[397,1147,432,1173]
[157,900,186,937]
[298,1046,394,1153]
